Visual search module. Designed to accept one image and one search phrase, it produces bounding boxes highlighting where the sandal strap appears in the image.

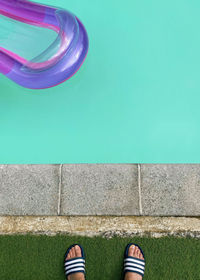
[64,257,85,277]
[124,257,145,276]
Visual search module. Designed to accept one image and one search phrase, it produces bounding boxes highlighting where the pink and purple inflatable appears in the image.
[0,0,89,89]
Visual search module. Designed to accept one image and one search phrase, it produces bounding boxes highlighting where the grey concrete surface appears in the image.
[141,164,200,216]
[0,164,199,216]
[0,165,59,215]
[61,164,139,215]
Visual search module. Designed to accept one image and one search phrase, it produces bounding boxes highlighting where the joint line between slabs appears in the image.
[57,164,63,216]
[138,164,142,215]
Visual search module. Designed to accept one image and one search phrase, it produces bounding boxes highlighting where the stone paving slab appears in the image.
[141,164,200,216]
[0,164,199,216]
[61,164,139,215]
[0,165,59,215]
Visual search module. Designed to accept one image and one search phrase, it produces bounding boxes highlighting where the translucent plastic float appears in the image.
[0,0,89,89]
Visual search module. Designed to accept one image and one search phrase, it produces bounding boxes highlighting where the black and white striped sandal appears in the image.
[124,243,145,278]
[64,244,85,279]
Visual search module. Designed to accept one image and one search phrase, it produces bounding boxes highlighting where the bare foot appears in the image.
[124,245,145,280]
[65,245,85,280]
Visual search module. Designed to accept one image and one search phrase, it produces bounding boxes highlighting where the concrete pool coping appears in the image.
[0,164,200,216]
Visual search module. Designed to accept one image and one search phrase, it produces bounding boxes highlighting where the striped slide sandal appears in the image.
[64,244,85,279]
[124,243,145,278]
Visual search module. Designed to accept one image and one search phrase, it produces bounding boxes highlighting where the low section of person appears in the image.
[64,243,145,280]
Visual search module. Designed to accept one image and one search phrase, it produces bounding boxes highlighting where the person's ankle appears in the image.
[68,273,84,280]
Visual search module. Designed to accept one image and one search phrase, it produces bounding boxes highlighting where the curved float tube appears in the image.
[0,0,89,89]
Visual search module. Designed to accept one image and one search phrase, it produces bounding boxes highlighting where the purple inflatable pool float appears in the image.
[0,0,89,89]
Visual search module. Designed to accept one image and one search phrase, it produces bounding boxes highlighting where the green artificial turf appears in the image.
[0,235,199,280]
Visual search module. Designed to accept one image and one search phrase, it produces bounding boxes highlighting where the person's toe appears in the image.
[133,246,138,258]
[137,247,141,258]
[72,247,76,258]
[133,246,144,260]
[132,246,136,257]
[128,245,135,257]
[66,247,75,261]
[75,245,82,257]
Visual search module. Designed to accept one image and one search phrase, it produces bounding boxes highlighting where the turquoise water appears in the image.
[0,0,200,163]
[0,15,57,60]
